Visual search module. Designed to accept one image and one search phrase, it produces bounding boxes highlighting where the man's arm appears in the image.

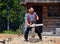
[25,20,30,26]
[34,12,39,20]
[25,13,30,26]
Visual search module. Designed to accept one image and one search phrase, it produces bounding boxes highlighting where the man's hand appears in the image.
[37,16,39,20]
[27,23,32,27]
[27,24,30,26]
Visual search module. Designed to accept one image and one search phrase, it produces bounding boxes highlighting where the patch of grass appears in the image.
[2,29,21,34]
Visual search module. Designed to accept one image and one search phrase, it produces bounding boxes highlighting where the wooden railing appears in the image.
[23,0,60,3]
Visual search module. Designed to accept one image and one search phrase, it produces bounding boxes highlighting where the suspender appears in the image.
[27,13,37,24]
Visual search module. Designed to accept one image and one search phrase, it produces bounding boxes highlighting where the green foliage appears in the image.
[13,0,18,8]
[1,9,7,17]
[20,6,25,25]
[0,0,25,33]
[10,9,17,22]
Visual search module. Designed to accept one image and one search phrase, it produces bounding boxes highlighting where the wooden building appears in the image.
[21,0,60,32]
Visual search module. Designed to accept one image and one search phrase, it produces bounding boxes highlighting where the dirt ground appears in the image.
[0,34,60,44]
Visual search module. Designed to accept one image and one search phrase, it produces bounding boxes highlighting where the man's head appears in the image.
[28,9,30,13]
[29,7,34,13]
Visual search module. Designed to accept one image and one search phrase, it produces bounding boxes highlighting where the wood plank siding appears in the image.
[21,0,60,32]
[43,5,60,31]
[20,0,60,5]
[23,0,60,3]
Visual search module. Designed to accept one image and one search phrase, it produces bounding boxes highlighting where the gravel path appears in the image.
[0,34,60,44]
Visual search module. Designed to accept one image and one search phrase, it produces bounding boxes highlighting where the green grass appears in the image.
[1,29,21,34]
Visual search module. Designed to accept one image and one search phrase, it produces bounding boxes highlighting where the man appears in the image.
[24,7,42,42]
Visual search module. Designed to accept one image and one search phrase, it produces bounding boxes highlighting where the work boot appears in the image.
[24,40,28,42]
[40,39,43,41]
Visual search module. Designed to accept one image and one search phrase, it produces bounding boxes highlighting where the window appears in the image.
[48,6,60,17]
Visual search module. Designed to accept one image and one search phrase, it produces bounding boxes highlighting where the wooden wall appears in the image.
[43,4,60,31]
[26,3,60,31]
